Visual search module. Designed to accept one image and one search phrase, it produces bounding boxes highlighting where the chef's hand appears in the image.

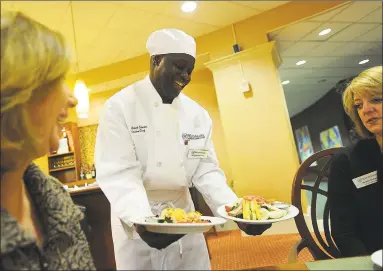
[235,222,272,235]
[135,225,185,250]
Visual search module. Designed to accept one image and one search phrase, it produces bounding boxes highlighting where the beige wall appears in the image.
[183,70,233,186]
[207,43,301,204]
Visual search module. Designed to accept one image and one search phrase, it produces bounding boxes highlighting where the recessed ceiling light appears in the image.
[281,80,290,85]
[319,28,332,36]
[181,1,197,13]
[358,59,369,65]
[296,60,306,66]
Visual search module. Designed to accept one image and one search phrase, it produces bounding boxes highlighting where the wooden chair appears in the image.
[289,147,345,262]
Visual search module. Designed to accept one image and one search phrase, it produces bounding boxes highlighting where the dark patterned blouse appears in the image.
[1,163,96,270]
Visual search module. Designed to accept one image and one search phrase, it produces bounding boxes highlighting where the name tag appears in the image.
[131,125,147,134]
[352,171,378,189]
[188,149,208,159]
[182,133,205,140]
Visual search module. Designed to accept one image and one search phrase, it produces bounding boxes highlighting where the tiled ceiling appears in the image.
[1,1,287,72]
[269,1,382,117]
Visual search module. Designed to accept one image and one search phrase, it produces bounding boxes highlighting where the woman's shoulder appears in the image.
[24,163,69,196]
[346,138,380,165]
[330,151,351,178]
[350,138,379,154]
[23,163,83,222]
[331,138,378,167]
[24,165,96,269]
[331,139,381,182]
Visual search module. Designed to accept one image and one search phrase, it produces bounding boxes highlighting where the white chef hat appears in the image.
[146,28,196,58]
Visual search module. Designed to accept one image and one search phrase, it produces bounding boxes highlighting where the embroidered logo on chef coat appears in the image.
[131,125,147,134]
[182,133,205,140]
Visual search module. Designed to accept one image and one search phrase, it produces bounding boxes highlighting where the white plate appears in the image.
[130,216,227,234]
[371,249,382,267]
[272,201,290,209]
[216,204,299,225]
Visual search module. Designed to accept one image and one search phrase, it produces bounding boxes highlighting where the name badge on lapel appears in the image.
[188,149,208,159]
[352,171,378,189]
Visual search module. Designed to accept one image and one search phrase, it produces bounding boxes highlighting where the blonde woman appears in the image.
[1,12,95,270]
[328,66,382,257]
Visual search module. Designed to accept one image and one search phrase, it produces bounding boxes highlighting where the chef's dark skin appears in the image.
[149,53,195,104]
[136,53,271,250]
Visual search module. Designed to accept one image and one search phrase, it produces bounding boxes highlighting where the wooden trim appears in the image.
[48,151,74,158]
[49,165,75,172]
[69,186,101,196]
[65,179,96,188]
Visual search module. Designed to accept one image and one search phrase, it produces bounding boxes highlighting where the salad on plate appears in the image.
[225,195,289,221]
[145,208,211,224]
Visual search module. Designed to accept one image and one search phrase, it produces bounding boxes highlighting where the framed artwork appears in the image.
[320,125,343,150]
[295,125,315,165]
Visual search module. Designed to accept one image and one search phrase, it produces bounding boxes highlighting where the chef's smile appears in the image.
[174,81,185,90]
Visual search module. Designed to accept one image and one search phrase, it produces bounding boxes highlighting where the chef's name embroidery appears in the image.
[182,133,205,140]
[131,125,147,133]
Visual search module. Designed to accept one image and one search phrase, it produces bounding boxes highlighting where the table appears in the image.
[70,187,116,270]
[254,256,377,270]
[254,263,307,270]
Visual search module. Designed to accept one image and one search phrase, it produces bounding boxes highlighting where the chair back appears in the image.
[291,147,345,260]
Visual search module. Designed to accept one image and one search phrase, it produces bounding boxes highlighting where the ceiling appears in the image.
[270,1,383,117]
[3,1,381,117]
[1,1,287,72]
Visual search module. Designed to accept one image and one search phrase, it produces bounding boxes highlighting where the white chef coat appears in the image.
[95,76,237,270]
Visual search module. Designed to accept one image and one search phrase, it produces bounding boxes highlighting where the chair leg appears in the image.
[213,226,218,236]
[204,233,212,259]
[288,239,307,263]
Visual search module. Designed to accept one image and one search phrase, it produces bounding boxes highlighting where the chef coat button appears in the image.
[156,131,161,136]
[154,102,159,107]
[157,162,162,167]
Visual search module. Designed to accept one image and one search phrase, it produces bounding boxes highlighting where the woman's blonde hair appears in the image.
[1,11,71,171]
[343,66,382,138]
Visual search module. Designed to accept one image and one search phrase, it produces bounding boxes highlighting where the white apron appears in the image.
[95,76,237,270]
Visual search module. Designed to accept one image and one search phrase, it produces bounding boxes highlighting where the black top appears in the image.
[1,164,95,270]
[328,138,383,257]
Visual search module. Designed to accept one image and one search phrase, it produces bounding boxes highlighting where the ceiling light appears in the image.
[296,60,306,66]
[74,80,90,119]
[181,1,197,13]
[319,28,332,36]
[281,80,290,85]
[358,59,369,65]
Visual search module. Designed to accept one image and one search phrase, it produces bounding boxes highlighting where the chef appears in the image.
[95,28,271,270]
